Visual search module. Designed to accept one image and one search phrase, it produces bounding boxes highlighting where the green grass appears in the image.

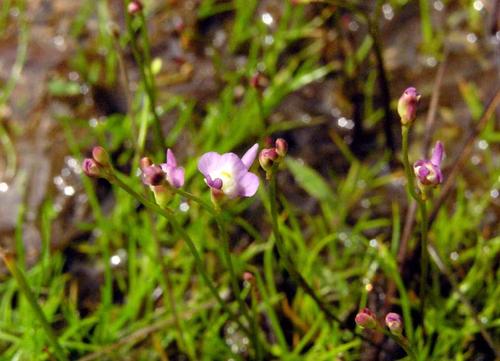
[0,0,499,360]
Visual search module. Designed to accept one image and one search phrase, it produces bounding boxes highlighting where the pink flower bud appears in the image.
[92,146,111,167]
[82,158,102,178]
[385,312,403,336]
[243,272,254,282]
[275,138,288,158]
[259,148,278,173]
[355,308,377,329]
[127,0,143,15]
[140,157,153,171]
[249,72,268,91]
[397,87,421,125]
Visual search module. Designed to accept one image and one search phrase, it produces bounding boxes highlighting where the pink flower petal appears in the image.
[241,143,259,170]
[237,172,259,197]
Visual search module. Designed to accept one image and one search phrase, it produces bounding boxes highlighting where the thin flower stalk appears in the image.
[399,87,430,342]
[123,0,165,150]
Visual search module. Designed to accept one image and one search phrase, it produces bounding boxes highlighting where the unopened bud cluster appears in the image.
[259,138,288,178]
[82,146,113,179]
[355,308,404,337]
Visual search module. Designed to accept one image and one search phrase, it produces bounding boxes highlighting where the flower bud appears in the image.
[140,157,153,171]
[259,148,278,173]
[127,0,143,15]
[275,138,288,158]
[82,158,102,178]
[385,312,403,336]
[397,87,420,125]
[92,146,111,167]
[243,272,254,283]
[249,72,269,92]
[355,308,377,329]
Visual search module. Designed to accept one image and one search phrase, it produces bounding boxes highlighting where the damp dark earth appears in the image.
[0,0,499,360]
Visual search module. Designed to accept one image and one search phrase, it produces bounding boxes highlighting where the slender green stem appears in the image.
[401,125,428,341]
[418,200,429,339]
[1,253,68,361]
[401,126,420,204]
[215,215,262,360]
[108,174,251,336]
[123,1,165,151]
[379,328,417,361]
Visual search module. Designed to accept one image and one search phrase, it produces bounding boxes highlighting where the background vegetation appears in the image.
[0,0,498,360]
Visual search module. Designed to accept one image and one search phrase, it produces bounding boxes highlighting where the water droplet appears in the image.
[490,189,499,199]
[80,84,90,94]
[0,182,9,192]
[478,140,488,150]
[179,202,190,212]
[425,57,437,67]
[53,176,64,187]
[9,7,20,17]
[337,117,354,129]
[53,35,66,51]
[66,157,78,169]
[264,35,274,45]
[89,118,98,127]
[480,316,488,324]
[68,72,79,81]
[471,155,480,165]
[348,21,359,32]
[300,114,311,124]
[466,33,478,43]
[331,108,341,117]
[433,0,444,11]
[473,0,484,11]
[369,239,378,248]
[110,255,121,266]
[382,4,394,20]
[64,186,75,196]
[261,12,274,26]
[361,199,370,208]
[61,168,71,177]
[450,251,459,261]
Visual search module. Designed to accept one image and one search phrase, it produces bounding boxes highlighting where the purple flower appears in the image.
[413,141,444,187]
[398,87,421,125]
[160,149,185,188]
[142,165,165,186]
[82,158,101,177]
[141,149,184,189]
[198,144,260,198]
[385,312,403,335]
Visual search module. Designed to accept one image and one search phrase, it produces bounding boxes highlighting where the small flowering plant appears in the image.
[198,144,260,199]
